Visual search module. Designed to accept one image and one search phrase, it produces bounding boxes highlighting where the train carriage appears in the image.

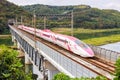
[18,25,94,57]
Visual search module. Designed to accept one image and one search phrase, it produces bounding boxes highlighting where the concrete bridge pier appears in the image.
[17,42,21,49]
[12,35,17,46]
[25,53,32,73]
[43,60,60,80]
[11,35,15,43]
[33,64,43,80]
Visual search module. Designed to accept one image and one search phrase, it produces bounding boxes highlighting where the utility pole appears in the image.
[15,17,18,26]
[71,10,74,36]
[44,16,46,29]
[33,11,36,48]
[32,17,34,27]
[21,16,23,25]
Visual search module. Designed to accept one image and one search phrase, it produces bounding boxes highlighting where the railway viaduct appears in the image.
[9,24,120,80]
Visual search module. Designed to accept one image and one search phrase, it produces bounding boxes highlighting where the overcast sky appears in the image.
[7,0,120,11]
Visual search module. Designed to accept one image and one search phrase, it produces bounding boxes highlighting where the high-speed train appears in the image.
[18,25,94,57]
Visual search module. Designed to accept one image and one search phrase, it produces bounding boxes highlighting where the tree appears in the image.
[0,45,32,80]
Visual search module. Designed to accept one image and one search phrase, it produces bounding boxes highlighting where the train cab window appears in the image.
[74,39,88,48]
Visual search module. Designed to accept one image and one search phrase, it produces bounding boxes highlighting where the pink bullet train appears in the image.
[18,25,94,57]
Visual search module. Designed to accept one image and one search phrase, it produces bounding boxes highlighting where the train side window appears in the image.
[43,34,50,38]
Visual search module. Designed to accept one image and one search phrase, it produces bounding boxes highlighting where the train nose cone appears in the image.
[85,48,94,57]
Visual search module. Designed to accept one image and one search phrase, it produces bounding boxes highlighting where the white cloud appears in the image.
[104,2,120,11]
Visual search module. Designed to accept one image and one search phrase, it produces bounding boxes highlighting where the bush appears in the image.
[0,45,32,80]
[114,58,120,80]
[53,72,107,80]
[53,73,71,80]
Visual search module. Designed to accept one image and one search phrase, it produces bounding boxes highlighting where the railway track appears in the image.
[15,26,115,79]
[81,57,115,74]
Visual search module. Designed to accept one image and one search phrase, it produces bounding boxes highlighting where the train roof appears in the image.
[42,29,51,32]
[42,28,77,41]
[19,26,78,41]
[43,29,78,41]
[57,33,77,41]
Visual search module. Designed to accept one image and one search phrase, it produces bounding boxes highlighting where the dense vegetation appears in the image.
[0,0,30,34]
[0,45,32,80]
[0,35,33,79]
[53,73,107,80]
[22,4,120,29]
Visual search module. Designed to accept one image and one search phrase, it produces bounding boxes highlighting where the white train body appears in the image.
[18,25,94,57]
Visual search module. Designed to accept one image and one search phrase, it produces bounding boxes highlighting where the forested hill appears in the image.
[22,4,91,14]
[22,4,120,29]
[0,0,30,34]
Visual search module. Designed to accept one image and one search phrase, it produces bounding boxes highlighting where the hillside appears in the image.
[0,0,30,34]
[22,4,120,29]
[22,4,91,14]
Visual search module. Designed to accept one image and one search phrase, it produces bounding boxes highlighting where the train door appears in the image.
[67,41,71,51]
[67,40,75,52]
[51,34,56,43]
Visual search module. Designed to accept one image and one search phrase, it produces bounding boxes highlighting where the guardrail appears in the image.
[89,45,120,63]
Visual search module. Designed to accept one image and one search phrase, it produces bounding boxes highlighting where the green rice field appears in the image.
[52,28,120,46]
[0,35,13,46]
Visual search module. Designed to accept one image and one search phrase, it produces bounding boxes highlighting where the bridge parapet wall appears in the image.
[89,45,120,63]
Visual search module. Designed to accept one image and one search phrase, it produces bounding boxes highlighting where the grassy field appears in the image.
[52,28,120,45]
[0,35,13,46]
